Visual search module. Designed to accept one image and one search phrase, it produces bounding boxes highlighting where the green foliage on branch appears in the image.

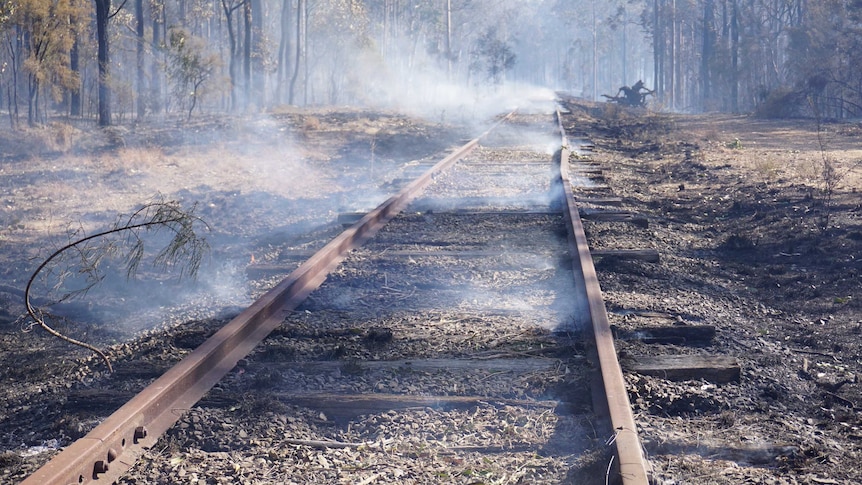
[470,27,516,85]
[166,28,222,121]
[24,200,210,372]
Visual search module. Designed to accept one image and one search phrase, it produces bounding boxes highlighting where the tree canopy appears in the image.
[0,0,860,124]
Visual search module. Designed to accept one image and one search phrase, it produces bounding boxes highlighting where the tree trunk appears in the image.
[243,0,252,109]
[276,0,292,104]
[6,29,21,129]
[668,0,676,110]
[302,0,308,105]
[151,3,163,115]
[730,0,739,112]
[27,73,38,127]
[95,0,112,126]
[222,0,240,111]
[70,22,82,117]
[136,0,145,120]
[653,0,664,100]
[621,10,628,85]
[701,0,715,110]
[445,0,452,80]
[289,0,304,105]
[591,3,597,101]
[23,25,39,127]
[251,0,264,107]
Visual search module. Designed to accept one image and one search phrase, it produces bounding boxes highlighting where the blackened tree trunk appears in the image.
[730,0,739,112]
[653,0,664,99]
[221,0,244,111]
[701,0,715,109]
[70,21,82,117]
[95,0,112,126]
[23,25,41,126]
[6,28,21,129]
[668,0,675,110]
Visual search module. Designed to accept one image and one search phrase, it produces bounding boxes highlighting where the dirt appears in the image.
[560,98,862,484]
[0,108,467,482]
[0,98,860,484]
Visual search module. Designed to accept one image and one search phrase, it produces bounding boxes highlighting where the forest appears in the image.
[0,0,859,127]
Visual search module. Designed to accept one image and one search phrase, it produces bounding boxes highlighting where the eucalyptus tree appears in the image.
[288,0,304,104]
[135,0,144,119]
[0,0,20,127]
[166,27,221,120]
[94,0,111,125]
[786,0,862,117]
[221,0,246,110]
[150,0,165,115]
[469,27,515,85]
[554,0,647,100]
[643,0,825,114]
[12,0,88,126]
[304,0,371,104]
[275,0,291,103]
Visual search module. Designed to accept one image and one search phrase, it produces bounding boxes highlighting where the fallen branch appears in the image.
[24,200,209,372]
[790,348,839,362]
[284,438,393,449]
[822,390,856,409]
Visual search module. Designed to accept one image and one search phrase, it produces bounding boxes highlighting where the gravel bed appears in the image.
[109,111,606,484]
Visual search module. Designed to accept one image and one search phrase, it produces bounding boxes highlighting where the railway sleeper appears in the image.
[575,196,624,206]
[579,208,649,227]
[590,248,660,263]
[612,324,716,345]
[624,354,741,384]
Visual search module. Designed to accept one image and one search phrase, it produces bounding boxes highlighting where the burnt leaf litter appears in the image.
[0,101,860,483]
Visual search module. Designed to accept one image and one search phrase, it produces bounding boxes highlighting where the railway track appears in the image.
[19,108,652,484]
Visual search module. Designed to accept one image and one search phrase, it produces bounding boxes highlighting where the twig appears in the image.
[443,443,537,453]
[284,437,393,450]
[283,438,370,449]
[605,454,615,485]
[477,370,510,382]
[488,330,531,348]
[790,348,839,362]
[822,390,856,409]
[356,474,380,485]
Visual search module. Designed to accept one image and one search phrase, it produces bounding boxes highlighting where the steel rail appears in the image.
[21,112,514,485]
[556,110,651,485]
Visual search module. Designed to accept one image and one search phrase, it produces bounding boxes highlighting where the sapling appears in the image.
[809,98,856,233]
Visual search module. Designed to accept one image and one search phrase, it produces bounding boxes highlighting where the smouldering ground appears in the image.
[562,99,862,484]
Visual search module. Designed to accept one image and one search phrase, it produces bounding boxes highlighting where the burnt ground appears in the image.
[560,97,862,483]
[0,107,469,482]
[0,98,859,483]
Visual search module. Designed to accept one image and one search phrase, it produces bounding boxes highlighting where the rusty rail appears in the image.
[556,110,651,484]
[21,113,514,485]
